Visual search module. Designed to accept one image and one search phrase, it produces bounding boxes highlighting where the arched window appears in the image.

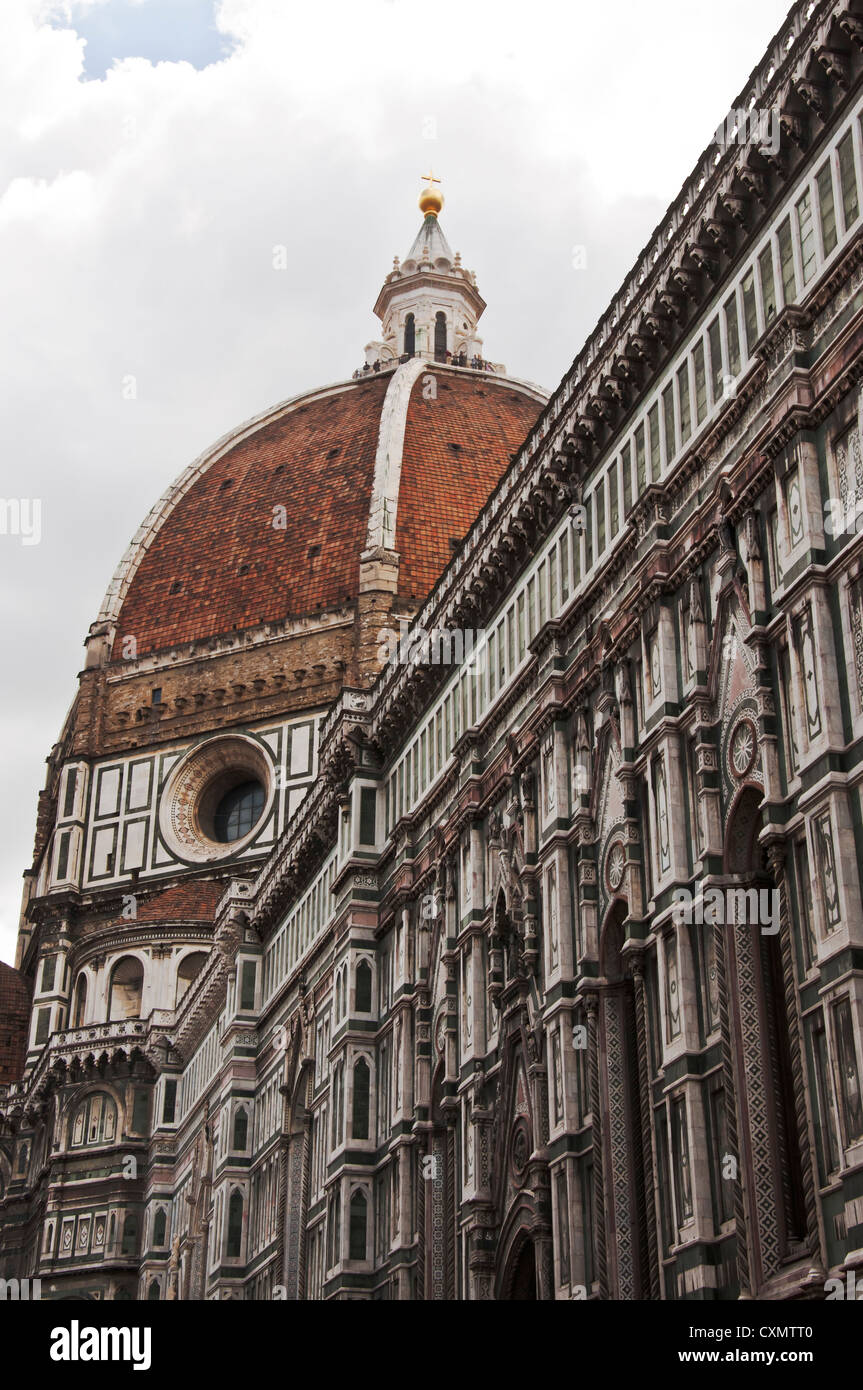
[70,1092,118,1149]
[152,1208,167,1247]
[404,313,415,357]
[72,972,87,1028]
[352,1057,370,1140]
[349,1189,367,1260]
[332,1064,343,1146]
[148,1279,160,1301]
[109,956,144,1020]
[227,1189,244,1258]
[233,1107,248,1151]
[175,951,207,1007]
[355,959,372,1013]
[121,1212,138,1256]
[434,311,447,361]
[328,1188,341,1268]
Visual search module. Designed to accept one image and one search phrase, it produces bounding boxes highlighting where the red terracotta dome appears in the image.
[101,362,545,660]
[0,961,30,1084]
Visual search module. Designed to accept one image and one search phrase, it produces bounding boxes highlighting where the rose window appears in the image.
[607,841,626,892]
[730,719,757,778]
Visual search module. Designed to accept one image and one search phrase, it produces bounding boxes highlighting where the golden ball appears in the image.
[418,185,444,217]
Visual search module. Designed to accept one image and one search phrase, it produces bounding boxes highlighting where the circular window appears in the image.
[510,1119,531,1181]
[606,840,626,893]
[159,735,273,864]
[213,780,266,843]
[729,718,757,780]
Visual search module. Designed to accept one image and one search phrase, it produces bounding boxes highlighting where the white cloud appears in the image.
[0,0,791,960]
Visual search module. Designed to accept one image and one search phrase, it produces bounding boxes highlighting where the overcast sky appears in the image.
[0,0,793,964]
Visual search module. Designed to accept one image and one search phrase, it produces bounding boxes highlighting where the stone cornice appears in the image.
[103,607,354,683]
[372,264,487,323]
[72,923,214,971]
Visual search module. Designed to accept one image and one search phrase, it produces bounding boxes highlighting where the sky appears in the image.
[0,0,794,964]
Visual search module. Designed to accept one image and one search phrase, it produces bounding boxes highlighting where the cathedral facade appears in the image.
[3,0,863,1302]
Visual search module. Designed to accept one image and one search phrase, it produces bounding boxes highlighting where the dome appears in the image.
[0,961,30,1083]
[102,361,545,661]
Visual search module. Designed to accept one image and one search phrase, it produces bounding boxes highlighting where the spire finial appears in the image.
[419,170,444,218]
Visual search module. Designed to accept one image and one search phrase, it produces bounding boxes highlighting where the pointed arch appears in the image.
[232,1105,249,1151]
[487,817,525,935]
[595,897,653,1297]
[707,588,757,716]
[152,1207,167,1247]
[351,1056,370,1140]
[721,788,807,1269]
[599,896,629,983]
[355,957,373,1013]
[724,783,766,874]
[590,712,623,832]
[496,1202,539,1300]
[490,1010,554,1299]
[494,887,521,988]
[348,1188,368,1261]
[427,906,448,1013]
[226,1188,244,1258]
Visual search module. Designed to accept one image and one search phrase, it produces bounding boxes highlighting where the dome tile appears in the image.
[396,372,543,603]
[0,961,30,1084]
[115,376,389,657]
